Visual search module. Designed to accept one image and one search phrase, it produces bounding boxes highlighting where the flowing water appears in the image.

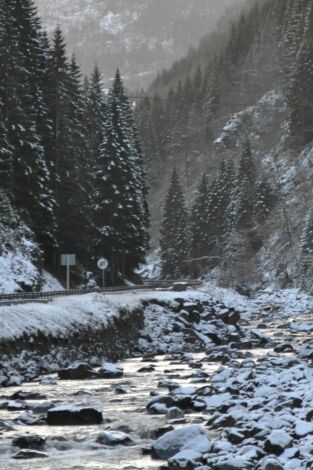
[0,354,219,470]
[1,295,311,470]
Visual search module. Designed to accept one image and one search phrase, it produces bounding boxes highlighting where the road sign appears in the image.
[97,258,109,271]
[61,254,76,266]
[97,258,109,289]
[61,254,76,291]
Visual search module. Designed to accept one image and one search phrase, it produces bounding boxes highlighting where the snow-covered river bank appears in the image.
[1,287,313,469]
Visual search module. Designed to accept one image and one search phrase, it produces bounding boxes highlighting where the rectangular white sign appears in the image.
[61,254,76,266]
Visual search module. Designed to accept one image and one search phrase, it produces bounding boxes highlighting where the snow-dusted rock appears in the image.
[204,393,232,410]
[262,459,284,470]
[96,430,134,446]
[99,362,124,378]
[12,449,48,459]
[166,407,185,420]
[168,450,203,470]
[147,395,176,411]
[58,363,99,380]
[47,406,103,426]
[12,435,46,450]
[152,425,210,460]
[215,456,249,469]
[294,420,313,437]
[264,430,292,455]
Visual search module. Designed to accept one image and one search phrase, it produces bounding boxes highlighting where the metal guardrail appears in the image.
[0,279,201,304]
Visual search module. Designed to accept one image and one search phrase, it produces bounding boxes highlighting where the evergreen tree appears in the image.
[93,71,149,282]
[160,168,188,277]
[0,0,56,253]
[46,28,71,193]
[62,56,93,262]
[215,159,235,237]
[0,106,13,194]
[190,174,211,258]
[85,65,106,165]
[226,141,256,231]
[288,1,313,147]
[300,208,313,290]
[254,177,276,222]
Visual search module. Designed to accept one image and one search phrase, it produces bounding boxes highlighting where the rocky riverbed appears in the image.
[1,287,313,469]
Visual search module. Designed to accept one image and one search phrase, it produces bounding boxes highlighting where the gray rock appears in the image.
[12,435,46,450]
[97,430,134,446]
[166,407,185,420]
[264,430,292,455]
[264,460,284,470]
[58,363,99,380]
[12,449,48,459]
[168,450,202,470]
[99,362,124,378]
[152,425,210,460]
[47,406,103,426]
[147,395,176,410]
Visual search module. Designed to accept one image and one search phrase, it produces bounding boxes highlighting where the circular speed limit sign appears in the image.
[97,258,109,271]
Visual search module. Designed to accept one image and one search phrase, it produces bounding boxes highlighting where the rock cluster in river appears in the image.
[139,296,256,354]
[146,347,313,469]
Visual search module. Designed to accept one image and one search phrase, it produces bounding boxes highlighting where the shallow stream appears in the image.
[0,354,218,470]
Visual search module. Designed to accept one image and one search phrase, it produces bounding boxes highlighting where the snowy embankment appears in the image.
[0,291,144,342]
[0,291,149,386]
[0,286,262,386]
[0,289,224,386]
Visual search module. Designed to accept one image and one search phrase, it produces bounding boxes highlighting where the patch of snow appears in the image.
[41,271,64,292]
[135,249,161,279]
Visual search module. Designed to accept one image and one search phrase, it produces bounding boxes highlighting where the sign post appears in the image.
[61,254,76,291]
[97,258,109,289]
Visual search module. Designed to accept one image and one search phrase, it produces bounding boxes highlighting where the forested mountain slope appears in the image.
[35,0,243,89]
[0,0,149,290]
[137,0,313,289]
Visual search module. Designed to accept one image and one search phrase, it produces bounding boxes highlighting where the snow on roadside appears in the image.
[0,290,209,342]
[41,271,64,292]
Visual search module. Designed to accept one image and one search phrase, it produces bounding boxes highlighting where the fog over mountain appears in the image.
[35,0,244,88]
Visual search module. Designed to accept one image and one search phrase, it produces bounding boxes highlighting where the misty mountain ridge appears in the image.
[35,0,244,89]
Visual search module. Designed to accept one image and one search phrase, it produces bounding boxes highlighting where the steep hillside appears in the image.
[137,0,313,289]
[0,191,62,293]
[35,0,243,88]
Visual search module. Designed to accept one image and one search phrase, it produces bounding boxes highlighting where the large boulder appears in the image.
[58,363,99,380]
[47,406,103,426]
[152,425,210,460]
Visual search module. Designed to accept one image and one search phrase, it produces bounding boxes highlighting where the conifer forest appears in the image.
[3,0,313,292]
[3,2,313,470]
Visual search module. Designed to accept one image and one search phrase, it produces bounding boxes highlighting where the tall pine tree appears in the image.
[93,71,149,282]
[160,168,188,278]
